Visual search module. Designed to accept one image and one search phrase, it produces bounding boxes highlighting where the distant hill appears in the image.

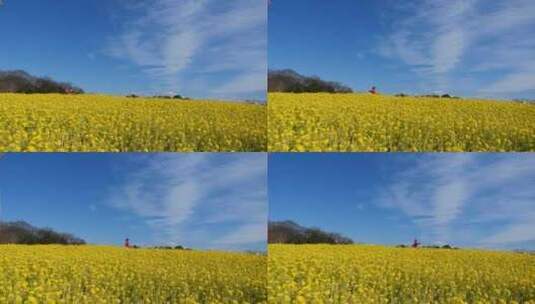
[268,69,353,93]
[0,70,83,94]
[0,221,85,245]
[268,220,353,244]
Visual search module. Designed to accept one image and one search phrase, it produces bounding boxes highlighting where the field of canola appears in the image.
[268,93,535,152]
[0,94,266,152]
[0,245,267,303]
[268,244,535,304]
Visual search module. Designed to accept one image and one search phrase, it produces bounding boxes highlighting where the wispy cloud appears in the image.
[379,0,535,97]
[107,0,267,100]
[108,153,267,250]
[377,154,535,249]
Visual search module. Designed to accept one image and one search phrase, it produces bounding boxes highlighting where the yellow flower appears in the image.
[268,93,535,152]
[268,244,535,303]
[0,244,267,303]
[0,93,266,152]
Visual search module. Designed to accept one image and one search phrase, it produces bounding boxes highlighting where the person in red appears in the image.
[411,238,420,248]
[124,238,130,248]
[369,86,377,95]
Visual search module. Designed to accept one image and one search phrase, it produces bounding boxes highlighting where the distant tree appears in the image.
[268,220,353,244]
[0,70,83,94]
[305,228,331,243]
[268,69,352,93]
[152,245,188,250]
[0,221,85,245]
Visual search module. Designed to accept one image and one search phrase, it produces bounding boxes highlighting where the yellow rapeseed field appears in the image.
[268,93,535,152]
[0,245,267,303]
[0,94,266,152]
[268,244,535,304]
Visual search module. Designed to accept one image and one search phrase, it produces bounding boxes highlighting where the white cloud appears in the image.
[379,0,535,96]
[214,70,267,97]
[214,223,267,248]
[481,71,535,95]
[109,153,267,250]
[481,215,535,245]
[431,29,465,74]
[380,1,475,76]
[377,154,535,248]
[107,0,266,99]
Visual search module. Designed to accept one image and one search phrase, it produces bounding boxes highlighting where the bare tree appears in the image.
[269,220,353,244]
[0,70,84,94]
[268,69,353,93]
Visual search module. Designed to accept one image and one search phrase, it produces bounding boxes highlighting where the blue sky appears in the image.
[269,0,535,99]
[0,0,266,100]
[269,153,535,250]
[0,153,267,251]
